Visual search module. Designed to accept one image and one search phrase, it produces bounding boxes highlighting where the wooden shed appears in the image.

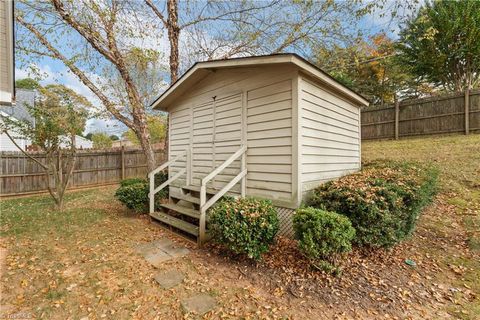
[149,54,369,244]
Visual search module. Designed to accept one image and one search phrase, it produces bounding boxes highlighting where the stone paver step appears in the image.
[181,293,216,315]
[154,270,185,289]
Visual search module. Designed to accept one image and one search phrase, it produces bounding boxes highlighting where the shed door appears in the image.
[192,93,243,191]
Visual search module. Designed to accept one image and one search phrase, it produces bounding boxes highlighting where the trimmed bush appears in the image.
[307,161,438,248]
[154,171,169,199]
[115,182,149,212]
[120,178,146,187]
[208,197,279,260]
[293,207,355,263]
[115,173,169,213]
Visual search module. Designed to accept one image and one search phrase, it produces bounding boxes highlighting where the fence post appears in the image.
[394,99,400,140]
[465,87,470,135]
[121,146,125,180]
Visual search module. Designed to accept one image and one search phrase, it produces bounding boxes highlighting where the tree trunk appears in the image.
[167,0,180,83]
[56,197,64,211]
[134,115,157,172]
[55,150,64,211]
[165,0,179,159]
[142,139,157,173]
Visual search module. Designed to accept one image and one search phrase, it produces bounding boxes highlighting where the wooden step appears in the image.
[181,185,217,195]
[170,192,200,205]
[160,203,200,219]
[150,211,199,236]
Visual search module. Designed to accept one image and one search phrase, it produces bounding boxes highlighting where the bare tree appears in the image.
[0,85,89,210]
[16,0,159,170]
[16,0,376,173]
[144,0,369,79]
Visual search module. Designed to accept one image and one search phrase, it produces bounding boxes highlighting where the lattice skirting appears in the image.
[276,206,296,238]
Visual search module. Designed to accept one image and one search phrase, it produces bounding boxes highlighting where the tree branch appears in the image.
[144,0,167,27]
[180,1,281,29]
[16,15,135,129]
[51,0,144,114]
[51,0,116,62]
[3,130,48,170]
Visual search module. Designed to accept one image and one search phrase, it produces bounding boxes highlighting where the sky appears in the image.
[14,0,421,137]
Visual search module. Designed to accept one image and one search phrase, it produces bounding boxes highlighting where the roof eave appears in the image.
[290,55,369,107]
[151,53,370,110]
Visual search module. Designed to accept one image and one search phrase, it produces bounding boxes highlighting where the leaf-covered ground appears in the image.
[0,133,479,319]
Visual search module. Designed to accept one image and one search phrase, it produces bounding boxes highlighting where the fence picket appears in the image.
[361,89,480,140]
[0,148,166,197]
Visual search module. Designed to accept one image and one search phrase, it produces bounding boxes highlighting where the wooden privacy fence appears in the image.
[0,147,166,197]
[361,89,480,140]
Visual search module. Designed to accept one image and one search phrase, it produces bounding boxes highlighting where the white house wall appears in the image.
[0,131,30,151]
[299,74,361,200]
[0,0,13,104]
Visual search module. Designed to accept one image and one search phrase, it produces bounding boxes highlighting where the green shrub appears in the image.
[208,197,279,260]
[293,207,355,263]
[115,172,169,213]
[120,178,146,187]
[307,161,438,248]
[115,182,149,212]
[154,171,169,199]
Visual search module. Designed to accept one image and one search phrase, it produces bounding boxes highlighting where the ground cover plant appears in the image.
[307,161,438,248]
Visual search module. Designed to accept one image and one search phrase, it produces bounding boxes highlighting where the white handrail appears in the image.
[149,150,187,214]
[198,145,247,245]
[149,151,186,178]
[202,169,247,212]
[153,169,186,195]
[201,145,247,186]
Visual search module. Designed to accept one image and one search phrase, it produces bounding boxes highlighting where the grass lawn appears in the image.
[0,133,479,319]
[363,134,480,319]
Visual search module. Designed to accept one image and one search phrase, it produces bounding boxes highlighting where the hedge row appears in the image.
[306,161,438,248]
[115,162,438,270]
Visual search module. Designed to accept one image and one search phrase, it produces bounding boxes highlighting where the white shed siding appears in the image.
[167,65,297,205]
[211,93,243,192]
[169,103,191,190]
[246,79,293,203]
[191,100,214,189]
[191,93,243,192]
[299,76,361,199]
